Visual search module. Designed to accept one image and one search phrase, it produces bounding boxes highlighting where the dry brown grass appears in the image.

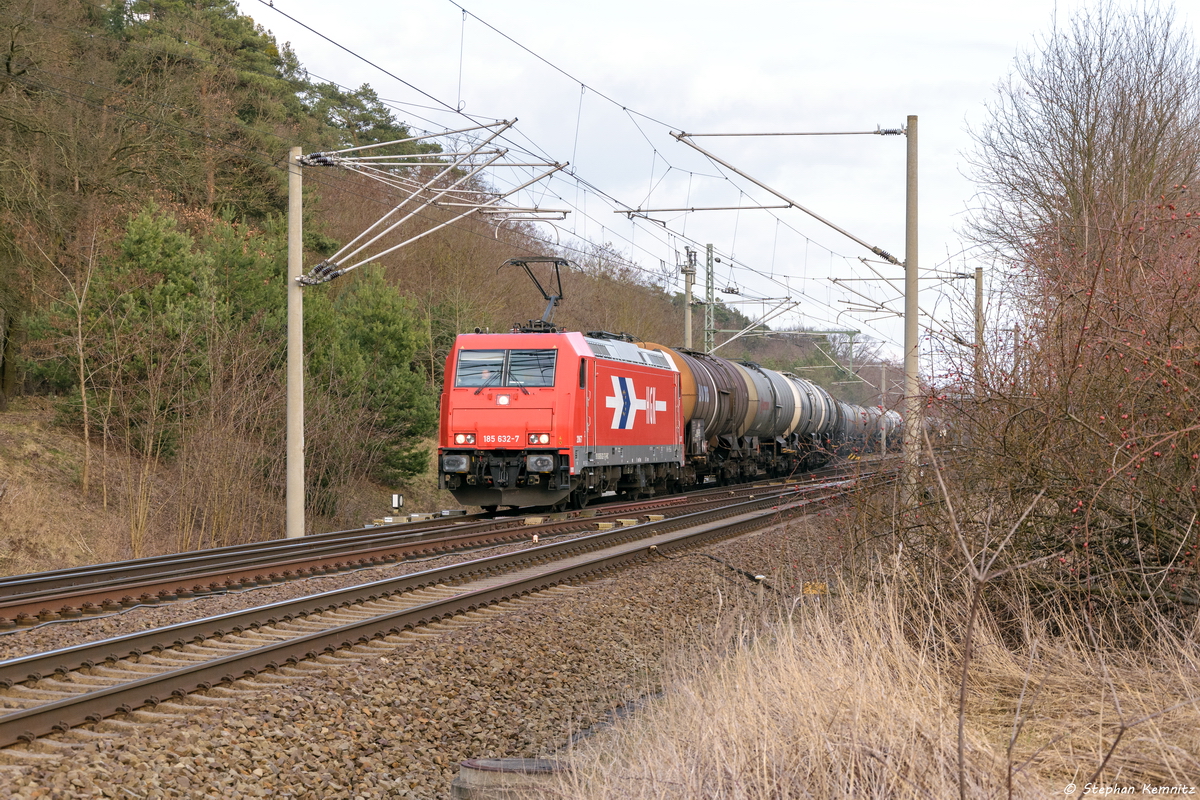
[0,402,463,575]
[541,518,1200,799]
[0,397,127,573]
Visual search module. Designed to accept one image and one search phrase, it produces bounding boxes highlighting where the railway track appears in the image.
[0,462,876,630]
[0,469,888,752]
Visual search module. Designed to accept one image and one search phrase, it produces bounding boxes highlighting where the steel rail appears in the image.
[0,479,858,684]
[0,461,867,596]
[0,468,855,595]
[0,474,810,598]
[0,476,879,748]
[0,471,860,628]
[0,513,492,595]
[0,524,527,619]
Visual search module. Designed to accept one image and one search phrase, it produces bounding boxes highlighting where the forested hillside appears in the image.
[0,0,889,567]
[0,0,450,558]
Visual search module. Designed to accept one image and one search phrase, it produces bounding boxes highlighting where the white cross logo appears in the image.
[605,376,667,429]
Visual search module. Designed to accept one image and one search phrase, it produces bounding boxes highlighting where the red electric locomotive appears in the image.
[438,329,682,510]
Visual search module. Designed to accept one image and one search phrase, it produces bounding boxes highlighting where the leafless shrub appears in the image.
[965,1,1200,256]
[933,1,1200,622]
[920,200,1200,628]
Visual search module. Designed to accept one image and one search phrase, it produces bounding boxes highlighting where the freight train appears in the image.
[437,328,901,512]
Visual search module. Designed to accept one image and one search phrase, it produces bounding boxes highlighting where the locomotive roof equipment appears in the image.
[504,257,572,333]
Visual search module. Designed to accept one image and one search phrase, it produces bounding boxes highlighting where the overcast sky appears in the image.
[233,0,1165,368]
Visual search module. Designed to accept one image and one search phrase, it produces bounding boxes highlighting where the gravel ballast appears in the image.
[0,511,848,799]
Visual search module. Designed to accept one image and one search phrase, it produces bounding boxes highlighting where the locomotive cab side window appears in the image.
[453,349,557,388]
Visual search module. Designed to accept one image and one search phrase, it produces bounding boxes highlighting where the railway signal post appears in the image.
[683,247,697,348]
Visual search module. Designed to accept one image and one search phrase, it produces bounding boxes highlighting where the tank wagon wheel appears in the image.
[568,489,589,510]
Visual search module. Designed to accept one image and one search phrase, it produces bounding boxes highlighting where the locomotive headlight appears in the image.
[442,454,470,473]
[453,433,476,445]
[527,433,551,445]
[526,454,555,473]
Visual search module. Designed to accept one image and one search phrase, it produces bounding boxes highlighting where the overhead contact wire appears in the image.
[105,2,895,342]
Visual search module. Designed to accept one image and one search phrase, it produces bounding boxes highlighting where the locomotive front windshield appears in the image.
[454,349,557,388]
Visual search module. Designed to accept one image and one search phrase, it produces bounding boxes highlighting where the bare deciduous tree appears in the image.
[903,3,1200,622]
[965,2,1200,256]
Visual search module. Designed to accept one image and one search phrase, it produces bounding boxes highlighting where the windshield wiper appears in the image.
[474,370,502,395]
